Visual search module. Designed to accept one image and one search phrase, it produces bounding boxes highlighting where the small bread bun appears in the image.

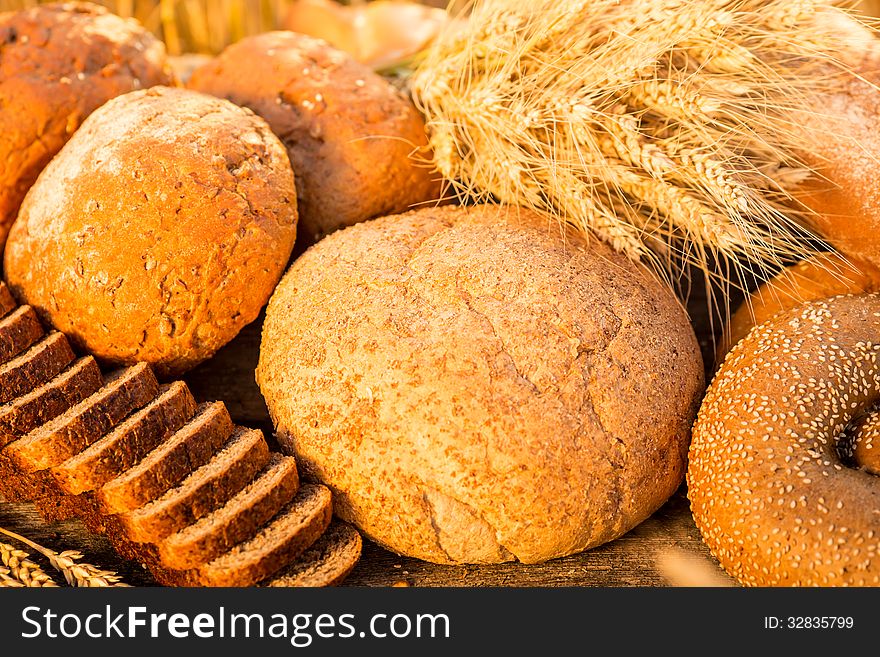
[719,253,880,359]
[257,204,704,564]
[4,86,297,377]
[188,31,442,242]
[0,2,172,252]
[689,294,880,586]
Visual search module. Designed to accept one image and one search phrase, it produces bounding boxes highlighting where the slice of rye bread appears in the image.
[192,483,333,587]
[0,332,75,404]
[265,522,363,588]
[0,306,44,364]
[0,282,15,318]
[5,363,159,473]
[157,454,300,570]
[51,382,198,495]
[0,357,104,503]
[99,402,234,515]
[0,358,103,450]
[120,426,270,543]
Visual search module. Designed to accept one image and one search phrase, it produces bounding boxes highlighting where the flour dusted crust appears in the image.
[188,31,442,242]
[0,2,172,252]
[257,204,704,564]
[4,86,298,377]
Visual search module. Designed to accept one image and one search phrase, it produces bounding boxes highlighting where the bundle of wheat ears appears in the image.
[411,0,873,295]
[0,527,128,587]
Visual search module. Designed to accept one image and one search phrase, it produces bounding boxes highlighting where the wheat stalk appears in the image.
[411,0,869,296]
[0,541,58,587]
[0,527,129,588]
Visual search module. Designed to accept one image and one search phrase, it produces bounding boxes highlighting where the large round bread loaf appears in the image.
[188,31,441,242]
[257,204,704,564]
[0,2,172,252]
[4,86,298,377]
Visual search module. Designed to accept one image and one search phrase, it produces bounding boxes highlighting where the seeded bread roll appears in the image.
[188,31,441,242]
[257,204,704,564]
[4,86,298,377]
[690,294,880,586]
[0,2,172,252]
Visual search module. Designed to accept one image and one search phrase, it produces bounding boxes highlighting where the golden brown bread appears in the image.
[257,204,704,564]
[188,31,442,242]
[0,2,172,252]
[689,294,880,586]
[4,86,298,377]
[720,253,880,360]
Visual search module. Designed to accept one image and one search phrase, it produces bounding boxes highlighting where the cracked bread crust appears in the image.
[0,2,172,252]
[257,204,704,564]
[4,86,298,377]
[187,31,441,242]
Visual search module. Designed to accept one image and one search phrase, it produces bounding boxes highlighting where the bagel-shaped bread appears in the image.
[689,294,880,586]
[257,204,704,564]
[4,86,298,377]
[187,31,442,242]
[719,253,880,360]
[0,2,172,252]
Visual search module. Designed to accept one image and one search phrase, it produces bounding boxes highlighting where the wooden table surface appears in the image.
[0,276,740,587]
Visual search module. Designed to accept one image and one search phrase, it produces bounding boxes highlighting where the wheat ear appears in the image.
[0,541,58,587]
[0,527,129,588]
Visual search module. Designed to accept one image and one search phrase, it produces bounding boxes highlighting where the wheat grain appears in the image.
[0,527,129,588]
[412,0,865,294]
[0,541,58,587]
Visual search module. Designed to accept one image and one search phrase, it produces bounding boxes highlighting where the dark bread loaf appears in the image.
[0,332,75,404]
[266,522,362,588]
[6,363,159,472]
[52,382,197,495]
[121,426,270,543]
[0,297,360,586]
[157,454,300,569]
[0,306,43,363]
[197,483,332,587]
[99,401,234,514]
[0,358,103,449]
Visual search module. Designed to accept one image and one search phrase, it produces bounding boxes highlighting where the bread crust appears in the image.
[4,86,298,377]
[0,2,172,251]
[257,204,704,564]
[690,294,880,586]
[188,31,441,242]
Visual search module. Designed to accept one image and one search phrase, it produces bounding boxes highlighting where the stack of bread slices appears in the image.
[0,281,361,586]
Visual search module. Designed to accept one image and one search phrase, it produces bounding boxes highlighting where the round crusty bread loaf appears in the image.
[188,31,442,242]
[0,2,172,253]
[4,86,298,377]
[257,204,704,564]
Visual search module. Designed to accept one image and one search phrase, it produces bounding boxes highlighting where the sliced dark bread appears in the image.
[0,306,44,365]
[6,363,159,472]
[0,282,15,319]
[265,523,363,588]
[196,483,332,587]
[51,382,198,495]
[121,427,270,543]
[0,358,104,449]
[157,454,300,570]
[0,332,75,404]
[99,402,234,515]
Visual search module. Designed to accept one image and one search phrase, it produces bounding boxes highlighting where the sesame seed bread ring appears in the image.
[689,294,880,587]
